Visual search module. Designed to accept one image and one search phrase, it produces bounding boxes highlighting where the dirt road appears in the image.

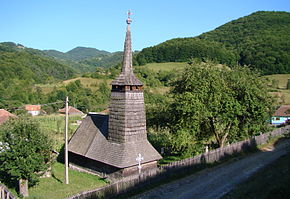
[131,139,290,199]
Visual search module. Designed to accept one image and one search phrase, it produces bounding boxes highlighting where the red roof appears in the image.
[0,109,16,124]
[25,105,41,111]
[273,105,290,117]
[58,106,84,115]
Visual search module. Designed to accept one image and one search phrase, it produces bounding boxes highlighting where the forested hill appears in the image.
[43,47,123,72]
[136,11,290,75]
[44,47,111,62]
[0,42,75,84]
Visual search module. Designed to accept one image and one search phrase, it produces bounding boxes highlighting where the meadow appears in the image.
[33,114,83,152]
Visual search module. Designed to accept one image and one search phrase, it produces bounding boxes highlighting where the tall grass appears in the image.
[33,114,82,152]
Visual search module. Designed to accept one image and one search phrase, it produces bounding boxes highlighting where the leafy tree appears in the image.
[0,117,53,197]
[167,61,273,156]
[287,79,290,90]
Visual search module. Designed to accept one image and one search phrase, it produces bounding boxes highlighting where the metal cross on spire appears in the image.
[126,10,132,24]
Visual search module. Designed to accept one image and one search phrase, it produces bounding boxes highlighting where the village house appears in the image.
[58,106,84,116]
[25,105,41,116]
[68,13,162,178]
[0,109,16,124]
[271,105,290,125]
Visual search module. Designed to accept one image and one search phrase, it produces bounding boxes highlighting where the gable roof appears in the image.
[0,109,16,124]
[25,105,41,111]
[273,105,290,117]
[68,114,162,168]
[58,106,84,115]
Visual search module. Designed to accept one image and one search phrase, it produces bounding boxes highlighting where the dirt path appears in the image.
[130,139,290,199]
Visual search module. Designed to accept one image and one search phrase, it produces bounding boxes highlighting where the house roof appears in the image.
[25,105,41,111]
[273,105,290,117]
[58,106,84,115]
[68,114,162,168]
[0,109,16,124]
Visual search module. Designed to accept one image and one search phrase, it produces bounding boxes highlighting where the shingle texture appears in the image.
[110,20,142,86]
[0,109,16,124]
[68,15,161,170]
[108,91,147,142]
[273,105,290,116]
[59,106,84,115]
[68,114,162,168]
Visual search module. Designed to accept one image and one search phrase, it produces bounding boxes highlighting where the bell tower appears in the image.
[108,11,147,143]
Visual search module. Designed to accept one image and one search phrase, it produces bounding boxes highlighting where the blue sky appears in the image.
[1,0,289,52]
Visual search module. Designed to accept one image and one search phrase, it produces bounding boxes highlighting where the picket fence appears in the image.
[67,125,290,199]
[0,183,16,199]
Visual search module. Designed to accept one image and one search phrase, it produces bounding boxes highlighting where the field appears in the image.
[36,77,112,93]
[139,62,187,72]
[264,74,290,104]
[33,114,83,152]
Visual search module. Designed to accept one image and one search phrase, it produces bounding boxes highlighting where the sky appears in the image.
[1,0,289,53]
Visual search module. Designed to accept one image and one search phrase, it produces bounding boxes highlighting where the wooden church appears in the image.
[68,13,162,177]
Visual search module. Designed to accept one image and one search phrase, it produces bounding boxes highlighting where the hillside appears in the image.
[44,47,110,61]
[199,11,290,74]
[0,42,76,109]
[43,47,123,72]
[136,11,290,75]
[0,42,75,83]
[136,38,238,66]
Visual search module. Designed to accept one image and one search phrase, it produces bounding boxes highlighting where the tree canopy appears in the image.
[0,117,53,186]
[136,11,290,75]
[158,61,274,156]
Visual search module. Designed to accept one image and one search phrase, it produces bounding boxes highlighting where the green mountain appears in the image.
[136,11,290,75]
[0,42,75,84]
[43,47,123,72]
[65,47,110,61]
[79,51,124,68]
[44,47,110,61]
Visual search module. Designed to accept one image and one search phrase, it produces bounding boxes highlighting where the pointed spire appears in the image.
[111,11,142,86]
[122,10,133,74]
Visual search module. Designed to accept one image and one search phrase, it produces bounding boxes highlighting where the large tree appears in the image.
[168,61,273,155]
[0,117,52,197]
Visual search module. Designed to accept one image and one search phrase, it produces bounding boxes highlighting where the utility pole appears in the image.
[65,96,69,184]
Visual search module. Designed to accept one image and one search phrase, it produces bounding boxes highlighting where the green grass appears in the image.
[140,62,187,72]
[36,77,112,93]
[264,74,290,89]
[33,115,82,152]
[26,162,107,199]
[264,74,290,104]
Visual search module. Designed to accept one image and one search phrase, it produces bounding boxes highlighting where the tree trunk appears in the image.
[19,179,29,197]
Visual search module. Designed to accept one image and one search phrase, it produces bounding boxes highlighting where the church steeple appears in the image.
[122,10,133,74]
[111,11,142,87]
[108,12,146,143]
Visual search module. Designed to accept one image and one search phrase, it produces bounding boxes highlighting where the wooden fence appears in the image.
[67,125,290,199]
[0,183,16,199]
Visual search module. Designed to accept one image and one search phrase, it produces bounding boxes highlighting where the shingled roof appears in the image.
[58,106,84,115]
[273,105,290,117]
[68,113,162,168]
[0,109,16,124]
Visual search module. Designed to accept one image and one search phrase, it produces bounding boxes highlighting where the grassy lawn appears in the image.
[26,162,107,199]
